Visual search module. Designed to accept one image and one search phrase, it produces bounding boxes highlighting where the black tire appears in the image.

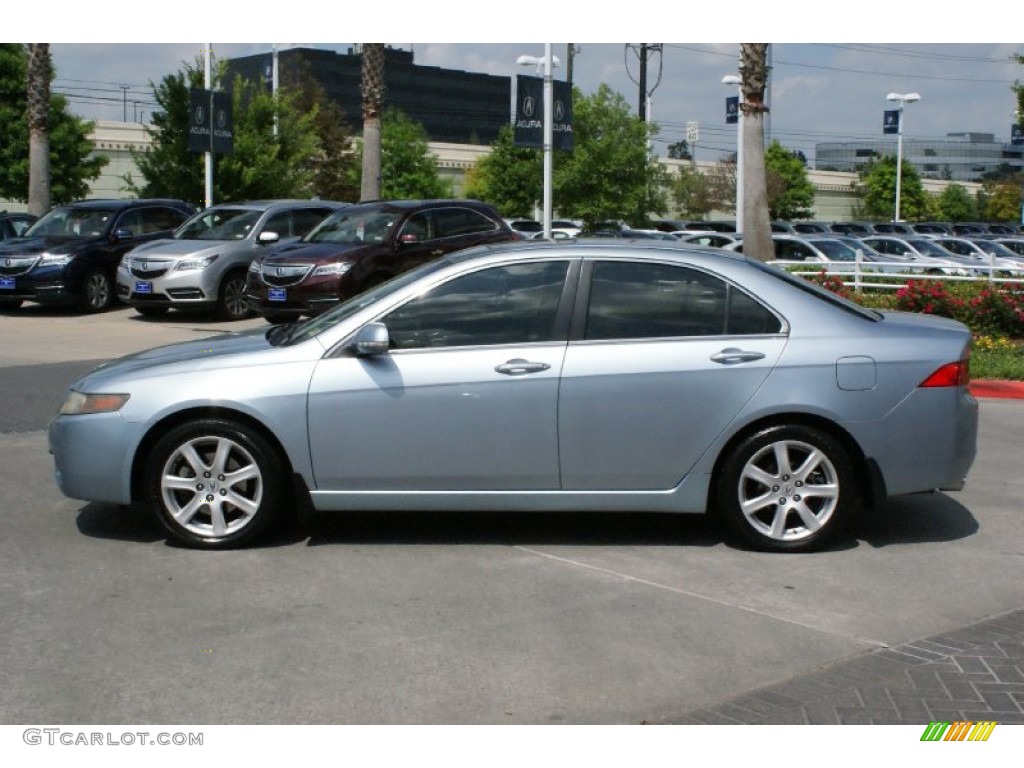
[0,298,22,311]
[135,305,169,318]
[715,424,856,553]
[217,271,254,321]
[80,269,114,313]
[143,418,285,549]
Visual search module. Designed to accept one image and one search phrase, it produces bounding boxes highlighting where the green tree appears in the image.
[666,140,691,160]
[552,84,666,227]
[936,183,978,221]
[374,108,452,199]
[125,61,322,205]
[669,164,715,219]
[214,76,319,201]
[462,123,541,215]
[284,68,360,202]
[764,140,814,220]
[981,181,1023,222]
[856,155,928,221]
[0,43,106,205]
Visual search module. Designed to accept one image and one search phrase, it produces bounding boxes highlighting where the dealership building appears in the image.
[816,132,1024,183]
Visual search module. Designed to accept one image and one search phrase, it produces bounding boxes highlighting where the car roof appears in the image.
[202,199,346,210]
[61,198,191,210]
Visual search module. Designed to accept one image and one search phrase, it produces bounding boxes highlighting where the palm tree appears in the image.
[26,43,51,215]
[360,44,386,201]
[738,43,773,261]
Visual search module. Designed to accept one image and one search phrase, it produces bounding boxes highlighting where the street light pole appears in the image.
[886,92,920,222]
[723,75,743,235]
[517,46,560,240]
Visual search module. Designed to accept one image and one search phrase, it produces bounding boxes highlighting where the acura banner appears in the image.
[188,89,234,155]
[513,75,573,151]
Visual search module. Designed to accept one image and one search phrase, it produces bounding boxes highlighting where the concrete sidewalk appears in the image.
[663,608,1024,724]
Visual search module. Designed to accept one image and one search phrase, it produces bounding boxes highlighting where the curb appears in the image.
[969,379,1024,399]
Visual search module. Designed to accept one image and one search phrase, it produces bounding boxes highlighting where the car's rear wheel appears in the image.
[715,424,856,553]
[135,305,169,318]
[143,419,284,549]
[81,269,114,313]
[217,271,253,321]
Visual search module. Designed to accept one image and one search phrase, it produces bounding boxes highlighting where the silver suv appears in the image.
[117,199,346,320]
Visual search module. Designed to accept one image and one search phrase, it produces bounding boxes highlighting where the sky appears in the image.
[17,4,1023,169]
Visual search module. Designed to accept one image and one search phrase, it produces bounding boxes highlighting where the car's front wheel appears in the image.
[715,424,856,553]
[143,419,284,548]
[217,271,253,321]
[81,269,114,313]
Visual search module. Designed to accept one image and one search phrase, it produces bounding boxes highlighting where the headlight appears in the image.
[312,262,353,277]
[173,254,219,272]
[59,391,130,416]
[248,259,262,273]
[39,252,72,266]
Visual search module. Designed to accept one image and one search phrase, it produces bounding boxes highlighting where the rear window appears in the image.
[748,258,882,321]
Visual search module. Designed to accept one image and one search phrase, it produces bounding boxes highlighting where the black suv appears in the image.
[0,199,194,312]
[245,199,519,322]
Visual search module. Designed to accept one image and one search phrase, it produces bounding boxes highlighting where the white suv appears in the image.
[117,200,346,320]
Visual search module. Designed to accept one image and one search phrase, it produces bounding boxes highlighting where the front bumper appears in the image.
[49,412,136,506]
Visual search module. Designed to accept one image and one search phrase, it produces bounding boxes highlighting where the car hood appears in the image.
[126,239,243,259]
[70,327,319,390]
[0,235,103,256]
[263,241,374,263]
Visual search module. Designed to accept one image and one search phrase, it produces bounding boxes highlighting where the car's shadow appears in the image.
[75,491,979,552]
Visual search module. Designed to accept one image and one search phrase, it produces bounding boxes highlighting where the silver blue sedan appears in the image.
[49,241,978,553]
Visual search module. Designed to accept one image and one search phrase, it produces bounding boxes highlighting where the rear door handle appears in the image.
[495,358,551,376]
[710,348,766,365]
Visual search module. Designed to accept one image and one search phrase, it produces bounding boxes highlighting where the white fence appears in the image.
[777,257,1024,293]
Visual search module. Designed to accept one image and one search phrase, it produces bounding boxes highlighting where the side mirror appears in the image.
[111,228,134,242]
[350,322,390,357]
[258,231,280,245]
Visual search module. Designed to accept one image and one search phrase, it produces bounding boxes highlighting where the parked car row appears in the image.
[679,230,1024,278]
[655,219,1024,238]
[1,198,521,323]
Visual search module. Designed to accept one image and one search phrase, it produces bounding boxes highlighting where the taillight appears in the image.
[920,358,970,388]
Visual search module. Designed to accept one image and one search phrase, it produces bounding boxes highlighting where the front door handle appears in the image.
[710,348,766,365]
[495,358,551,376]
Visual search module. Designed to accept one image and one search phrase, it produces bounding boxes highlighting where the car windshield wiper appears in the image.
[266,322,298,346]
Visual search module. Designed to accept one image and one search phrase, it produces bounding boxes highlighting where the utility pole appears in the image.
[566,43,577,86]
[638,43,648,121]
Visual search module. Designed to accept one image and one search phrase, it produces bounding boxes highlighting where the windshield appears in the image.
[975,241,1021,259]
[25,206,117,237]
[175,208,262,240]
[747,258,883,321]
[269,257,453,346]
[811,240,857,261]
[908,239,956,258]
[305,209,404,244]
